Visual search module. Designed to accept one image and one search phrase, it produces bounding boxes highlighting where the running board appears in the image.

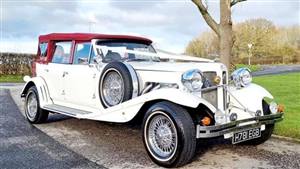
[43,104,92,117]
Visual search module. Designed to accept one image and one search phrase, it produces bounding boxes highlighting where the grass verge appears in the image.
[0,75,24,83]
[253,72,300,139]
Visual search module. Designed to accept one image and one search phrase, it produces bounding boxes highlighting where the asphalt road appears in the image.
[0,89,104,169]
[0,84,299,169]
[252,64,300,76]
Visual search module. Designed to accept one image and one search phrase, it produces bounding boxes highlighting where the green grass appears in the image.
[236,64,261,72]
[0,75,24,83]
[253,72,300,139]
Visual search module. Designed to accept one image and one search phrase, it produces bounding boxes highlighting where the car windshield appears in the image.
[94,41,159,62]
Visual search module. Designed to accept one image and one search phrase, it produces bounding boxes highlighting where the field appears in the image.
[0,75,24,83]
[253,72,300,139]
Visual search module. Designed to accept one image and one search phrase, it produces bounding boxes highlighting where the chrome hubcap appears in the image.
[26,92,38,118]
[102,70,124,106]
[146,112,178,161]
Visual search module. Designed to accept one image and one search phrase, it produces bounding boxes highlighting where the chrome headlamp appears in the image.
[181,69,203,92]
[231,67,252,88]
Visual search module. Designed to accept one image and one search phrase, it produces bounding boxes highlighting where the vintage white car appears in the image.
[21,33,283,167]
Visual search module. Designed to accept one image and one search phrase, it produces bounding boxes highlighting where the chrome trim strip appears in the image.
[141,83,153,95]
[39,86,45,101]
[43,85,48,102]
[43,104,92,117]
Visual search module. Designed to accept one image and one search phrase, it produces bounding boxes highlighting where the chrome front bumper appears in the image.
[196,113,283,138]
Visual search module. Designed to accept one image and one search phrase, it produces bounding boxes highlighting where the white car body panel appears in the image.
[228,83,273,120]
[130,62,227,94]
[22,76,217,122]
[37,63,65,102]
[21,76,52,107]
[79,88,217,122]
[129,62,225,72]
[63,64,99,108]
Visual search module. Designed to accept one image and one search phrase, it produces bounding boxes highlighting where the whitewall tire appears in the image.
[142,101,196,167]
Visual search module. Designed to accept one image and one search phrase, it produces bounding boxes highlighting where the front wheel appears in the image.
[142,101,196,167]
[24,86,48,124]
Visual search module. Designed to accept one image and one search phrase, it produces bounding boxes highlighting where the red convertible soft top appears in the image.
[39,33,152,44]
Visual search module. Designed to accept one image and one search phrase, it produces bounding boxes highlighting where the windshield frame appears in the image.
[91,39,213,64]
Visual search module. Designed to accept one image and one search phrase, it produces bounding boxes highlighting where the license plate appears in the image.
[232,127,261,144]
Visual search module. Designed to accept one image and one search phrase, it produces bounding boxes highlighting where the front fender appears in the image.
[229,83,273,115]
[85,88,217,123]
[21,76,52,107]
[143,88,217,111]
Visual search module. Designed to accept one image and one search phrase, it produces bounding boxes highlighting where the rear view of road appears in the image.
[0,89,104,169]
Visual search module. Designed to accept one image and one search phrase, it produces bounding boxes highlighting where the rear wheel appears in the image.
[24,86,48,123]
[142,101,196,167]
[239,100,274,145]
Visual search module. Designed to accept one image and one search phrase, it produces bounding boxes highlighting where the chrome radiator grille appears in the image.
[202,89,218,108]
[203,72,217,86]
[202,72,218,108]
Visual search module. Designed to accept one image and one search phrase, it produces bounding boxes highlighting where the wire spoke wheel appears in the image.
[26,92,38,119]
[99,62,136,108]
[102,70,125,106]
[24,86,48,124]
[145,111,178,161]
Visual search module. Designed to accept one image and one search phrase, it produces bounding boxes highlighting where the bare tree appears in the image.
[191,0,246,68]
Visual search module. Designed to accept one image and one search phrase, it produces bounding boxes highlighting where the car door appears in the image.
[63,42,99,108]
[42,41,73,104]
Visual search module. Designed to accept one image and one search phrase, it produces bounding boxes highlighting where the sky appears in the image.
[1,0,299,54]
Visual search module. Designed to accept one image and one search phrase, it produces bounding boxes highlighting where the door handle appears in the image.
[44,69,49,72]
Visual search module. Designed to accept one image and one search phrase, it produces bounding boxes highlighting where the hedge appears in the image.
[0,53,35,75]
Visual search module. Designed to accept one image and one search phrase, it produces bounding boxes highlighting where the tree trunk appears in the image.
[220,0,233,69]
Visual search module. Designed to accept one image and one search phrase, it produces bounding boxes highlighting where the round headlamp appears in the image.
[231,67,252,88]
[181,69,203,92]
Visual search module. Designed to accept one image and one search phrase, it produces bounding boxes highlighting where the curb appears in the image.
[271,134,300,143]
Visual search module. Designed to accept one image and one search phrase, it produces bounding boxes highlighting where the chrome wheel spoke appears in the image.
[102,71,124,106]
[146,113,178,161]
